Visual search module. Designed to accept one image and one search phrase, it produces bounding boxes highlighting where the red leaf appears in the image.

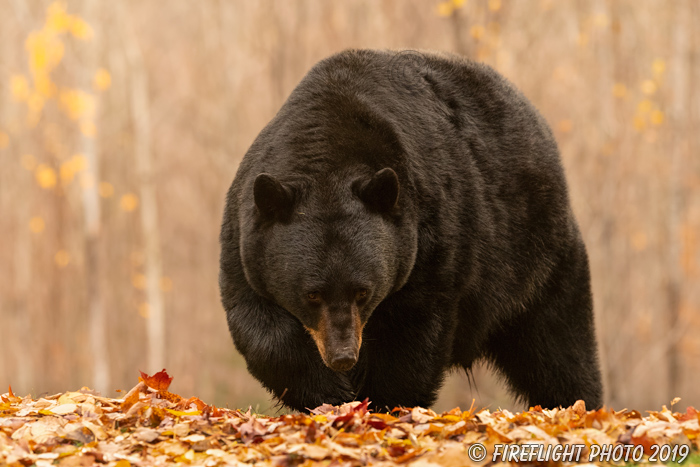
[305,421,318,443]
[353,398,370,415]
[677,406,698,422]
[366,418,388,430]
[387,445,407,457]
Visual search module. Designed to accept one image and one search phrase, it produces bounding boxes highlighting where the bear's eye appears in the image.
[355,289,368,301]
[306,292,321,302]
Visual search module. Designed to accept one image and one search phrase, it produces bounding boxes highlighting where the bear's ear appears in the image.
[253,173,294,220]
[356,168,400,213]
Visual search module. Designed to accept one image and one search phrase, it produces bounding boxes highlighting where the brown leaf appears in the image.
[239,417,267,444]
[572,399,586,417]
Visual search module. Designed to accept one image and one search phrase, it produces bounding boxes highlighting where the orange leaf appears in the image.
[677,406,699,422]
[179,396,207,412]
[158,390,183,404]
[631,433,656,455]
[120,381,146,412]
[139,369,173,391]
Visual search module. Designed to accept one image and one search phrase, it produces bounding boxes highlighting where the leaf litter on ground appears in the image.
[0,370,698,466]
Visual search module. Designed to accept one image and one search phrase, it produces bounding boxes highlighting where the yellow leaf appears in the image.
[132,273,147,290]
[36,164,57,189]
[488,0,501,11]
[11,75,31,101]
[99,181,114,198]
[35,74,57,98]
[470,25,485,40]
[26,31,64,74]
[46,3,71,33]
[80,120,96,137]
[29,216,45,233]
[93,68,111,91]
[437,2,453,17]
[69,17,93,40]
[612,83,627,98]
[637,100,652,114]
[46,3,67,22]
[437,414,462,423]
[557,119,573,133]
[59,89,96,120]
[54,250,70,268]
[166,409,202,417]
[71,154,87,171]
[641,80,656,95]
[652,59,666,76]
[0,131,8,150]
[138,302,150,318]
[651,110,664,125]
[60,162,75,184]
[120,193,139,212]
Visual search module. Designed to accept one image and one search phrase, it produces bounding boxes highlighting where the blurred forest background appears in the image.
[0,0,698,413]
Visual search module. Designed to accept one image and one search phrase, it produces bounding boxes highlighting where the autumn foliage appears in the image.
[1,370,699,466]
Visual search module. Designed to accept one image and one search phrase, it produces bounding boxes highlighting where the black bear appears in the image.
[219,49,603,412]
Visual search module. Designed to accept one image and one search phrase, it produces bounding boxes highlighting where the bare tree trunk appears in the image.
[121,1,165,373]
[81,0,109,394]
[667,0,690,399]
[4,0,35,397]
[592,0,614,406]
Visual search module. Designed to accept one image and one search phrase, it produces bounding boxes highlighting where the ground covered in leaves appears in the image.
[1,371,699,466]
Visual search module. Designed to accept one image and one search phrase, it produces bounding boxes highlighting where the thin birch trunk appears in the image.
[80,0,109,394]
[593,0,614,407]
[667,0,690,399]
[121,1,165,372]
[5,0,34,397]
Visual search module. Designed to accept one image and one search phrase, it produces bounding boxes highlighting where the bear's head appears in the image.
[239,167,416,372]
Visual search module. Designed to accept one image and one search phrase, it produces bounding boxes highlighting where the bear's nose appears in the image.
[329,351,357,372]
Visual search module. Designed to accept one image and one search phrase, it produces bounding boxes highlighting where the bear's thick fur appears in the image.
[219,49,603,412]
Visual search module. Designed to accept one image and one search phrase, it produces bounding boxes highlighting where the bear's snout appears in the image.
[328,348,358,372]
[304,304,363,372]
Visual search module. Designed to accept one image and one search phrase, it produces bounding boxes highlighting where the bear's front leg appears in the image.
[484,244,603,410]
[352,298,456,411]
[226,289,355,412]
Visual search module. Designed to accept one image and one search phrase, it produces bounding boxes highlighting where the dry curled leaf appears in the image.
[0,371,698,466]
